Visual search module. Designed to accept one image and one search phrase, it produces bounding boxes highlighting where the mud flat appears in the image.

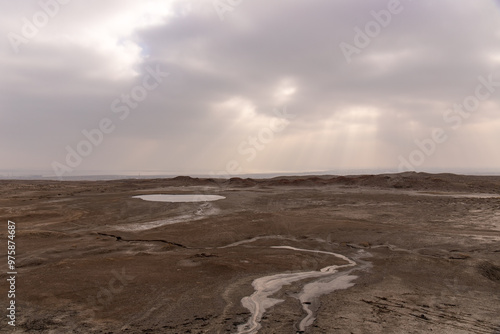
[1,172,500,333]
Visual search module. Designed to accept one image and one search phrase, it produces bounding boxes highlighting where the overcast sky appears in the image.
[1,0,500,177]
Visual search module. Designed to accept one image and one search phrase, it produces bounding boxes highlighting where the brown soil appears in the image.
[1,172,500,333]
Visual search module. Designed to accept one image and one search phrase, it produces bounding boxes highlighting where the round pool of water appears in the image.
[132,194,225,202]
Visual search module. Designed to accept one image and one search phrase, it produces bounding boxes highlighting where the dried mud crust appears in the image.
[0,173,499,333]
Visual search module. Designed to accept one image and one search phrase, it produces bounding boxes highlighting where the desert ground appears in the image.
[1,172,500,333]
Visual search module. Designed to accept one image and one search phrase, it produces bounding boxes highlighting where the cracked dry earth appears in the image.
[0,173,500,333]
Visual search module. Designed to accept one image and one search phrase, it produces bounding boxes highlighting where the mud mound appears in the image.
[227,177,257,187]
[260,172,500,193]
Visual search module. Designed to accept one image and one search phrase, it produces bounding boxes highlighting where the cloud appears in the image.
[1,0,500,175]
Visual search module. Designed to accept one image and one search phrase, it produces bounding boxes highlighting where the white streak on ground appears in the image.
[236,246,361,334]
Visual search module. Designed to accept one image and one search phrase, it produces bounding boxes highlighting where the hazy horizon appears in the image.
[2,167,500,181]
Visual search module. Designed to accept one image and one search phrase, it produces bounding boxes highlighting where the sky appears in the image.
[1,0,500,177]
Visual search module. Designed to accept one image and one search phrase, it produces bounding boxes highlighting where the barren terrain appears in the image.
[1,172,500,333]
